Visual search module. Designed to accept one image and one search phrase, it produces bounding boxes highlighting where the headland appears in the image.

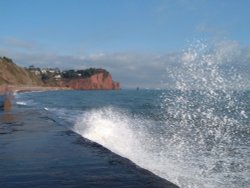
[0,56,120,95]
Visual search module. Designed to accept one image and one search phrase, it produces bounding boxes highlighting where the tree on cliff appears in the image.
[62,68,109,79]
[1,56,13,62]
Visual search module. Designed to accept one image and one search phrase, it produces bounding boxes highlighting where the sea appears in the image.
[13,88,249,188]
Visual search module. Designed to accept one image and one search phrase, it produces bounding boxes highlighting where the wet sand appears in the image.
[0,100,178,187]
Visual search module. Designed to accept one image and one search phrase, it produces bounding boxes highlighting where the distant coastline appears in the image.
[0,56,120,93]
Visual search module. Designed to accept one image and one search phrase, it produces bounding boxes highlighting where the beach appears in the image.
[0,85,71,95]
[0,94,178,188]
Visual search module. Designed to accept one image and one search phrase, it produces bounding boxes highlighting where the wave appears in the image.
[16,101,28,106]
[72,104,249,188]
[72,106,205,187]
[15,99,36,106]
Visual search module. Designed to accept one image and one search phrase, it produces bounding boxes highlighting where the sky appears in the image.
[0,0,250,88]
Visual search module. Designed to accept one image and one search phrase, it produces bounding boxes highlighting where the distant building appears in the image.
[48,69,55,73]
[54,74,61,79]
[28,65,41,75]
[33,70,41,75]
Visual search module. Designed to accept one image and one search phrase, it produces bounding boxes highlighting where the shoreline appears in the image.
[0,85,71,95]
[0,84,121,95]
[0,85,71,111]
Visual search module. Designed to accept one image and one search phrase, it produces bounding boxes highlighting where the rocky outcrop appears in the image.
[59,72,120,90]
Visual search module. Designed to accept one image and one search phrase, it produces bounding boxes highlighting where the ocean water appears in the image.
[14,88,250,188]
[14,42,250,187]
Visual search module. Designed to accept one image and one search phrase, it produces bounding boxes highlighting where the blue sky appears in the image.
[0,0,250,88]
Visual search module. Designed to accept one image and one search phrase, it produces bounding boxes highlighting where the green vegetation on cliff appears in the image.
[27,66,110,84]
[62,68,109,79]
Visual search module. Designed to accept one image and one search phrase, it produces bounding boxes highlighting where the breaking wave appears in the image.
[73,41,249,188]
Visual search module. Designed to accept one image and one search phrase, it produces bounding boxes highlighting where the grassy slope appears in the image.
[0,58,42,86]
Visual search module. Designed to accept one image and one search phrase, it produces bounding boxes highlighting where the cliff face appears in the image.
[0,57,120,90]
[0,57,42,86]
[60,72,120,90]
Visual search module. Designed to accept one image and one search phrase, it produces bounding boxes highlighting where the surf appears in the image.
[72,41,249,188]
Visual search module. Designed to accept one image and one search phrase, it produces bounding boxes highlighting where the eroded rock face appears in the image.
[60,72,120,90]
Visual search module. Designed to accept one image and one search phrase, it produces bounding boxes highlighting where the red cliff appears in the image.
[60,72,120,90]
